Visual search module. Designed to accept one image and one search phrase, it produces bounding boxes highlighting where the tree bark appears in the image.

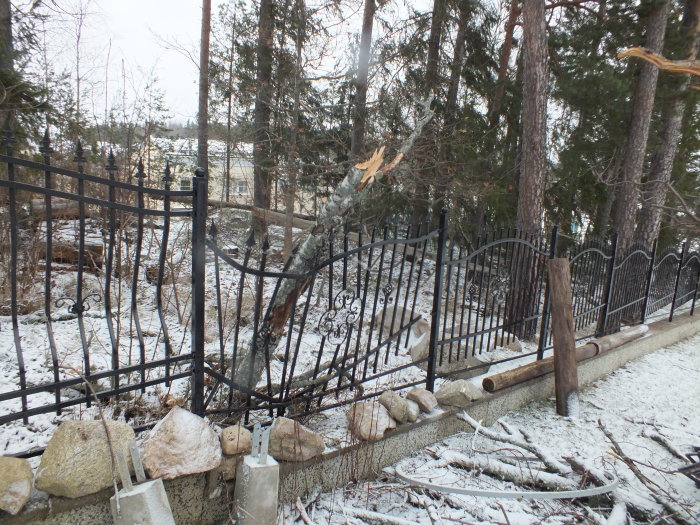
[613,0,670,253]
[635,0,700,249]
[517,0,547,235]
[197,0,212,173]
[488,0,520,128]
[417,0,446,225]
[252,0,275,236]
[0,0,14,130]
[284,0,305,259]
[224,14,236,202]
[439,1,470,186]
[506,0,547,341]
[350,0,376,158]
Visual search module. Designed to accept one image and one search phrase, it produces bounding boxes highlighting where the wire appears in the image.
[393,459,619,501]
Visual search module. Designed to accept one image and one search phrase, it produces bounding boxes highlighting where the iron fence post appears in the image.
[536,226,558,360]
[669,241,687,322]
[191,167,208,415]
[596,233,618,338]
[690,260,700,316]
[640,239,657,323]
[426,209,448,392]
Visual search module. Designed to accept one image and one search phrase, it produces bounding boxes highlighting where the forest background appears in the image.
[0,0,698,252]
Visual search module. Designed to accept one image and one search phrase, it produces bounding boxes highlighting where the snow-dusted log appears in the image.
[231,98,435,402]
[437,449,577,492]
[457,412,572,476]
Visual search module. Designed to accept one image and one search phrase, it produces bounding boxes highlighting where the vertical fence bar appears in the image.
[4,129,28,423]
[537,226,558,359]
[426,209,448,392]
[104,151,119,390]
[40,130,61,413]
[157,162,173,384]
[191,167,208,415]
[669,241,687,322]
[132,159,147,393]
[596,233,618,337]
[690,260,700,316]
[74,142,91,406]
[640,239,657,323]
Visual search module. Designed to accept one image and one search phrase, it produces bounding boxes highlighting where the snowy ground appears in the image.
[285,332,700,525]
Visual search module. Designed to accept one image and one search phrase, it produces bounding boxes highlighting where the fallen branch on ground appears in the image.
[598,420,698,525]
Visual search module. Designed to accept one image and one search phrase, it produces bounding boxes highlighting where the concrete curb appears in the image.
[5,313,699,524]
[277,312,700,501]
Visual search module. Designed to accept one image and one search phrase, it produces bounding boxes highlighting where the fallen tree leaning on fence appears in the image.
[230,97,435,408]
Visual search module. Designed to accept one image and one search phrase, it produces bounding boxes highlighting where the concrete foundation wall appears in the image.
[6,313,699,524]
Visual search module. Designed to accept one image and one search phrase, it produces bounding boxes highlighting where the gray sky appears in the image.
[44,0,227,123]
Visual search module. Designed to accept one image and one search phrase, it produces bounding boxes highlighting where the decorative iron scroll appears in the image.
[379,282,394,306]
[317,288,360,345]
[55,293,101,314]
[490,268,510,306]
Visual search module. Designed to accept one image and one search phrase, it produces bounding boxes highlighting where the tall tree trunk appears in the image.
[417,0,446,224]
[284,0,305,259]
[635,0,700,249]
[506,0,547,341]
[0,0,13,131]
[197,0,212,172]
[439,1,470,190]
[488,0,520,128]
[613,0,670,253]
[516,0,547,235]
[224,14,236,202]
[350,0,376,158]
[252,0,275,236]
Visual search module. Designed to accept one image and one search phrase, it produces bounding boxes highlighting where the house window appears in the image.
[237,180,248,195]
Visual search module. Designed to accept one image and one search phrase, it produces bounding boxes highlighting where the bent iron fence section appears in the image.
[0,130,204,432]
[1,134,699,447]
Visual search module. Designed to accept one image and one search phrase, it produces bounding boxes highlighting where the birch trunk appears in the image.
[350,0,376,158]
[231,101,435,403]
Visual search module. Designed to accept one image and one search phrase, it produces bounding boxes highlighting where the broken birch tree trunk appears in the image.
[231,98,435,406]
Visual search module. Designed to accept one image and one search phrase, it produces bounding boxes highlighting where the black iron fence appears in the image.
[1,133,699,452]
[0,131,204,434]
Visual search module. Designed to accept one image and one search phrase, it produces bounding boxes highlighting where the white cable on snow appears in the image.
[393,459,619,501]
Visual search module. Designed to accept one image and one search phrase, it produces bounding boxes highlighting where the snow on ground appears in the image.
[290,332,700,524]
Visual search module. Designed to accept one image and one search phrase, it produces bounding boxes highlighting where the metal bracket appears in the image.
[250,423,271,465]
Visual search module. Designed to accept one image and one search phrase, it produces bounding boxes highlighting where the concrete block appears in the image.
[110,479,175,525]
[234,455,280,525]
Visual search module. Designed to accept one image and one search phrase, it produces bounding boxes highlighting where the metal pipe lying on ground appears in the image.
[482,325,649,393]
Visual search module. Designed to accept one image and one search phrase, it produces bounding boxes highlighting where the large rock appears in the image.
[142,407,221,480]
[221,424,252,456]
[36,420,135,498]
[405,400,420,422]
[409,333,491,380]
[412,317,430,338]
[374,305,410,335]
[347,401,395,442]
[435,380,484,408]
[406,387,438,413]
[0,457,33,515]
[269,417,325,462]
[378,390,410,424]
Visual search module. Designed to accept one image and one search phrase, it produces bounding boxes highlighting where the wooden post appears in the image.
[547,258,579,416]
